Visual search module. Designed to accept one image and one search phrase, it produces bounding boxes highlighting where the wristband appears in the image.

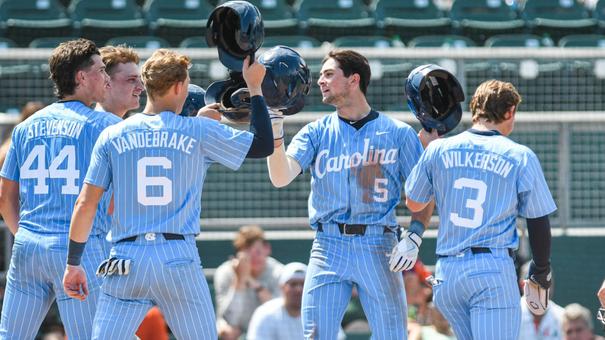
[67,239,86,266]
[408,220,425,238]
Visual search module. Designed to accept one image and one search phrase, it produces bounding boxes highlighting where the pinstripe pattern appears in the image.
[0,101,120,340]
[85,111,252,339]
[405,129,556,339]
[287,111,421,339]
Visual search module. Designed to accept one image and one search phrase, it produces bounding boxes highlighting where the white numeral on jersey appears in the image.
[20,145,79,195]
[374,178,389,202]
[137,157,172,206]
[449,177,487,229]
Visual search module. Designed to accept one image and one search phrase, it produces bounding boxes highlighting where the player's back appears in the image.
[94,112,249,241]
[1,101,120,235]
[427,130,540,253]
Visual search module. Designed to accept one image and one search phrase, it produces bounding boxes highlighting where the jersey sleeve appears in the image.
[517,150,557,218]
[84,131,112,190]
[286,122,318,171]
[404,145,435,204]
[0,126,21,181]
[198,118,253,171]
[399,126,424,179]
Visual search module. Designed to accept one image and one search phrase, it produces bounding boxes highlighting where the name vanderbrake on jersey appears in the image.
[110,130,198,155]
[441,150,514,178]
[26,119,84,139]
[314,138,398,179]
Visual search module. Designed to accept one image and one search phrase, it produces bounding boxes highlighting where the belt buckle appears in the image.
[145,232,156,241]
[342,224,356,236]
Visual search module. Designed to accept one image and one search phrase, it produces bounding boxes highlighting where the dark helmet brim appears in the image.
[179,84,206,117]
[205,77,251,123]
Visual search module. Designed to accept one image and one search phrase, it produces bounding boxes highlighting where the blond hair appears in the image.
[233,225,266,252]
[99,45,140,76]
[141,49,190,100]
[469,79,521,124]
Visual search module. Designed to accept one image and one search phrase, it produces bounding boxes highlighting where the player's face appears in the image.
[318,58,352,107]
[107,62,143,115]
[282,278,304,310]
[84,54,110,104]
[563,319,593,340]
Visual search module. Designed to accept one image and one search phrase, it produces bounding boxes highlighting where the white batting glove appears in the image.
[389,230,422,272]
[523,261,551,315]
[269,109,284,140]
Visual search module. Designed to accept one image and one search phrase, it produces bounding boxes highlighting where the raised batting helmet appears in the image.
[206,0,264,71]
[259,46,311,115]
[179,84,206,117]
[205,72,251,123]
[405,64,465,136]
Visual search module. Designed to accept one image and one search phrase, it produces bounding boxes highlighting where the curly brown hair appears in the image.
[99,45,140,77]
[49,38,100,99]
[469,79,522,124]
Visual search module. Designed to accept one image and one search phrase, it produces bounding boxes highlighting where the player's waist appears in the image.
[114,232,195,244]
[315,222,399,236]
[437,247,514,259]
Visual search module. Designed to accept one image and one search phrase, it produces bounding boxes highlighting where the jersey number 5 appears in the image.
[137,156,172,206]
[20,145,79,195]
[449,177,487,229]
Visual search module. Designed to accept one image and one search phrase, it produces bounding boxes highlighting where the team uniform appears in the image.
[84,111,253,339]
[405,129,557,340]
[286,110,423,339]
[0,101,120,339]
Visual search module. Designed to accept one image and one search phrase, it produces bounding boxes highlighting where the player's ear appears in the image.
[504,106,516,120]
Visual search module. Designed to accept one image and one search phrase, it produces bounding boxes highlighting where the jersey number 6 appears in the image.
[137,156,172,206]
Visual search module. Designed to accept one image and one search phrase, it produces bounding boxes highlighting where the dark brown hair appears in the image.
[470,79,522,124]
[49,38,100,99]
[322,49,371,95]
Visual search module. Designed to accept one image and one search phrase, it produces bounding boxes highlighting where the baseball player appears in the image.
[405,79,556,340]
[266,49,433,339]
[62,50,273,339]
[0,39,121,339]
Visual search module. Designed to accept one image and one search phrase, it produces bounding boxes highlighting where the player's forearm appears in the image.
[245,96,273,158]
[267,145,300,187]
[0,177,20,235]
[526,215,552,268]
[68,184,104,243]
[410,200,434,228]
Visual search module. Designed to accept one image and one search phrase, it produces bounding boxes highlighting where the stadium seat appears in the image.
[485,34,554,47]
[0,0,72,47]
[28,36,79,48]
[106,35,170,49]
[374,0,451,43]
[522,0,597,44]
[143,0,213,46]
[450,0,525,44]
[559,34,605,47]
[179,36,208,48]
[69,0,147,46]
[595,0,605,30]
[297,0,375,43]
[408,35,476,48]
[219,0,298,36]
[262,35,322,48]
[331,35,404,48]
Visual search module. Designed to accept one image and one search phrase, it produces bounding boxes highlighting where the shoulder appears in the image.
[253,298,284,319]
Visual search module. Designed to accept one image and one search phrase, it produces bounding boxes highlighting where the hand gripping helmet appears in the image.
[259,45,311,115]
[206,0,264,71]
[179,84,206,117]
[405,64,465,136]
[205,71,251,123]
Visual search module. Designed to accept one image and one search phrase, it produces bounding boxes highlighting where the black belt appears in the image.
[437,247,514,258]
[318,223,393,236]
[117,233,185,243]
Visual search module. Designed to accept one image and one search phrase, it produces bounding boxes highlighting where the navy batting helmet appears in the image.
[405,64,465,136]
[259,46,311,115]
[206,0,264,71]
[179,84,206,117]
[205,72,251,123]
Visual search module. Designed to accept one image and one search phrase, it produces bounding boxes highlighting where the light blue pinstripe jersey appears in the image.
[287,111,423,227]
[85,111,253,242]
[405,130,557,255]
[0,101,120,235]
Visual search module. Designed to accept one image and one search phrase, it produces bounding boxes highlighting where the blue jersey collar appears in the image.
[468,128,501,136]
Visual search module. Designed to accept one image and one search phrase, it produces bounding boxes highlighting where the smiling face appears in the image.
[106,62,144,116]
[317,58,353,107]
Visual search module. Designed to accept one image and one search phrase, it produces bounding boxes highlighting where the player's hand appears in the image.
[242,55,266,97]
[197,103,222,121]
[418,128,439,149]
[389,230,422,272]
[63,264,89,301]
[598,279,605,307]
[524,261,551,315]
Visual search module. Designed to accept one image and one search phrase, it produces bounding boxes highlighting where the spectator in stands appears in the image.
[0,101,44,168]
[214,225,283,340]
[136,306,169,340]
[246,262,307,340]
[409,302,456,340]
[95,45,143,118]
[519,261,564,340]
[562,303,605,340]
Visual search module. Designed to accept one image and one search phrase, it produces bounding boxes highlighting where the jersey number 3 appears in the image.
[20,145,79,195]
[137,156,172,206]
[449,177,487,229]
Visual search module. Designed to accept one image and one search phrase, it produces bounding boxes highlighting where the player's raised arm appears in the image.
[241,55,273,159]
